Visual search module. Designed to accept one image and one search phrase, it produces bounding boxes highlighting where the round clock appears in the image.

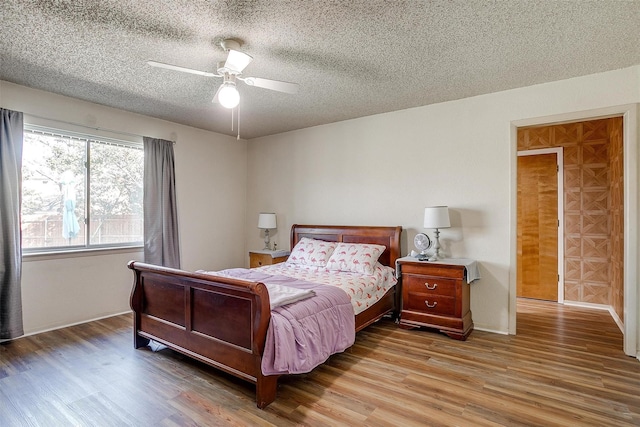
[414,232,432,254]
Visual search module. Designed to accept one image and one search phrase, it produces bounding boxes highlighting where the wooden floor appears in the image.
[1,299,639,426]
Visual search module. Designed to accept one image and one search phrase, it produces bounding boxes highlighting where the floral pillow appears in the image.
[326,242,386,275]
[286,237,337,267]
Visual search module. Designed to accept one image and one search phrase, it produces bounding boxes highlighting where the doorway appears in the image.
[513,114,632,354]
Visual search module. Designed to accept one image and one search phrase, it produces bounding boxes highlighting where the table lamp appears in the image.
[258,213,277,250]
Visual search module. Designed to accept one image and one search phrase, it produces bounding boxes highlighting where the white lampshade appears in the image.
[424,206,450,229]
[218,82,240,109]
[258,213,277,229]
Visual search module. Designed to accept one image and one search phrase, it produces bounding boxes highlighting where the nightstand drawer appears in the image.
[250,253,271,268]
[249,251,289,268]
[405,292,456,316]
[403,274,457,297]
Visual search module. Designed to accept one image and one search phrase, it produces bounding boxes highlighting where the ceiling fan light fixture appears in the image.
[217,82,240,109]
[225,49,253,73]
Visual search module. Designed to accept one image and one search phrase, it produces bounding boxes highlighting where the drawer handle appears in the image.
[258,261,263,266]
[424,282,437,290]
[425,301,437,308]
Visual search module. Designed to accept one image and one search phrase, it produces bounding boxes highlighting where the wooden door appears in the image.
[517,153,559,301]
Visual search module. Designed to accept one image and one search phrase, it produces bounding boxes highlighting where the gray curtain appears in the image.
[0,108,24,339]
[143,137,181,268]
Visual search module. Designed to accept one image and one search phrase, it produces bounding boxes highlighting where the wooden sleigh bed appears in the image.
[128,224,402,408]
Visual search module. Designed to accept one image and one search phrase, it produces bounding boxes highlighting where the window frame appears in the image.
[22,124,144,255]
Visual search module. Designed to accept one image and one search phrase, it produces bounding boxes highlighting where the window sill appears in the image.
[22,245,143,262]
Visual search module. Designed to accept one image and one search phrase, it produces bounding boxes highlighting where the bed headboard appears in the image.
[290,224,402,267]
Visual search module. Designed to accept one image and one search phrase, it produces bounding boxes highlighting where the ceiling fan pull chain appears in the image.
[237,102,241,140]
[231,107,234,132]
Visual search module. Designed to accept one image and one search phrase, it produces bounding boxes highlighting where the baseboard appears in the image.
[607,308,625,334]
[473,326,509,335]
[4,310,133,342]
[563,301,624,333]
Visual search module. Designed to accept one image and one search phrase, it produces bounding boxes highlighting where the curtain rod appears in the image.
[24,113,176,144]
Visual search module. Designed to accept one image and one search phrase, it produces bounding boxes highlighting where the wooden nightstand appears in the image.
[249,250,290,268]
[397,258,478,340]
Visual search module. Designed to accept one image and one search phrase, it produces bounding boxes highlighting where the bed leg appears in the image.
[256,375,278,409]
[134,332,150,349]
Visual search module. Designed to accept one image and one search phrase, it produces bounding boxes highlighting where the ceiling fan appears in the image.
[147,39,299,109]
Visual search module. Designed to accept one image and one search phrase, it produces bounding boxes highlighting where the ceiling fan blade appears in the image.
[147,61,217,77]
[224,49,253,73]
[242,77,299,94]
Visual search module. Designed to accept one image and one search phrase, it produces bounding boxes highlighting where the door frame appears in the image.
[510,104,638,358]
[517,147,564,303]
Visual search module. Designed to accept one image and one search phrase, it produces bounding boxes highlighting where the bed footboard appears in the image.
[128,261,277,408]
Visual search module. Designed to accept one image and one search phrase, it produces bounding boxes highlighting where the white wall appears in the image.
[1,81,248,335]
[246,66,640,340]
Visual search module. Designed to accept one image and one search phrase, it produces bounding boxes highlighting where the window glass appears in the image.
[22,126,143,252]
[89,141,144,245]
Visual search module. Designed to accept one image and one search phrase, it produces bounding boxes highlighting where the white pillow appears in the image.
[326,242,386,275]
[286,237,337,267]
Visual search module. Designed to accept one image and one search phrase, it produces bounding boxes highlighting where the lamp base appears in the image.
[428,228,443,261]
[263,229,271,250]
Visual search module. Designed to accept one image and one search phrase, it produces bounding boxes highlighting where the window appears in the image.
[21,125,144,252]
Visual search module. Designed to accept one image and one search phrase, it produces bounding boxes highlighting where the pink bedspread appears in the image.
[212,268,355,376]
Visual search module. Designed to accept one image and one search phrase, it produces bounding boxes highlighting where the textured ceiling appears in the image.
[1,1,640,139]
